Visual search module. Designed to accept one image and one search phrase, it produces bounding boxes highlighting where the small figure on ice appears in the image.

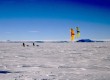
[36,45,39,47]
[33,43,35,46]
[23,43,25,47]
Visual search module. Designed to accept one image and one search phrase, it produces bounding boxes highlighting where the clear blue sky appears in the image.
[0,0,110,41]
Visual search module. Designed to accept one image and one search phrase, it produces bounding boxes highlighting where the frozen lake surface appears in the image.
[0,42,110,80]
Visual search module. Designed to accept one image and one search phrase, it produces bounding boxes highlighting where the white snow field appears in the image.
[0,42,110,80]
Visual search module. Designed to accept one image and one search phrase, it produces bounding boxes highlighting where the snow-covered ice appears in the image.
[0,42,110,80]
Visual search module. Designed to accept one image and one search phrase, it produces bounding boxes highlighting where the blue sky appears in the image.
[0,0,110,41]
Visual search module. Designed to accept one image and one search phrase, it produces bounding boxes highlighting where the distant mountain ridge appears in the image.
[76,39,105,42]
[0,39,108,43]
[0,40,69,43]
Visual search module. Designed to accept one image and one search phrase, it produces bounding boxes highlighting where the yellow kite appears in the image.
[70,28,75,41]
[76,27,80,38]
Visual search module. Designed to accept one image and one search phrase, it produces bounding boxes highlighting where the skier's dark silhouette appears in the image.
[23,43,25,47]
[33,43,35,46]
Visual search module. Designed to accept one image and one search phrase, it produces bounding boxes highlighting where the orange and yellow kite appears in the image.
[70,28,75,41]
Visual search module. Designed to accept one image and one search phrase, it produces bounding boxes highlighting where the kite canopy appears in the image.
[70,28,75,41]
[70,27,80,41]
[76,27,80,38]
